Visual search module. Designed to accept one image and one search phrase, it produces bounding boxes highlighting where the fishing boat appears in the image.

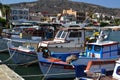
[37,51,80,79]
[5,21,60,64]
[37,31,120,79]
[7,41,37,64]
[72,31,120,72]
[37,27,94,53]
[74,59,120,80]
[0,20,43,52]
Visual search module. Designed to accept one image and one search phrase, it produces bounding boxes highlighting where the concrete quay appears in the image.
[0,63,24,80]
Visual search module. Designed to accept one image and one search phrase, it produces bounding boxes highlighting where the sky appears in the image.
[1,0,37,4]
[1,0,120,8]
[73,0,120,8]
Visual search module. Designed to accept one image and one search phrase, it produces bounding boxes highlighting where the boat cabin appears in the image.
[85,41,119,58]
[53,27,86,47]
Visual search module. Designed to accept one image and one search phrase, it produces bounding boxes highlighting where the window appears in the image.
[61,31,67,38]
[12,10,17,14]
[24,11,28,15]
[24,16,28,20]
[87,45,92,51]
[13,16,18,20]
[94,45,101,52]
[69,31,81,38]
[19,16,23,19]
[56,30,63,38]
[55,30,67,38]
[19,10,23,14]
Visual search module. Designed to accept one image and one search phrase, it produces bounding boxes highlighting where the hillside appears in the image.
[9,0,120,17]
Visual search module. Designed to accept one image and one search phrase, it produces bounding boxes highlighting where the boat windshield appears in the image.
[87,45,92,51]
[69,31,82,38]
[55,30,67,38]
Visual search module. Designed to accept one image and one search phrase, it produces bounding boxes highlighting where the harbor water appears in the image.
[0,52,43,80]
[0,52,74,80]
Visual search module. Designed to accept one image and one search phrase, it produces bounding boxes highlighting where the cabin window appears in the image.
[94,45,101,52]
[87,45,92,51]
[56,30,63,38]
[116,66,120,75]
[61,31,67,38]
[56,30,67,38]
[69,32,81,38]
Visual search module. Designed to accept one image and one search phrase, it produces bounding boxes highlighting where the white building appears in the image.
[10,8,29,21]
[0,10,2,17]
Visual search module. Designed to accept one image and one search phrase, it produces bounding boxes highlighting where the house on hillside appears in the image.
[57,8,86,23]
[10,8,29,21]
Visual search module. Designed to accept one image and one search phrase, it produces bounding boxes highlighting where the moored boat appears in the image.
[7,41,37,64]
[37,31,120,79]
[37,27,93,53]
[37,51,80,79]
[74,59,120,80]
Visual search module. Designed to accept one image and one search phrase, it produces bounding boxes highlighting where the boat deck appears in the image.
[0,60,24,80]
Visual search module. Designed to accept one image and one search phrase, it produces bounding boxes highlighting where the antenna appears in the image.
[96,31,104,43]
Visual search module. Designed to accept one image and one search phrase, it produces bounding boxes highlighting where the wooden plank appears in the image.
[0,64,24,80]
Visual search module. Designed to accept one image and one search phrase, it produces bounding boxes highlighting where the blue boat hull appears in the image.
[37,52,83,79]
[9,49,37,64]
[38,61,75,79]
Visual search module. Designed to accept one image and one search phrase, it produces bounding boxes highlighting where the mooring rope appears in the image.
[6,59,38,66]
[42,62,53,80]
[21,72,75,77]
[0,41,17,64]
[0,48,8,52]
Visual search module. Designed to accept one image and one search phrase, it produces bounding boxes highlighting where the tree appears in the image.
[113,19,120,26]
[0,4,11,28]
